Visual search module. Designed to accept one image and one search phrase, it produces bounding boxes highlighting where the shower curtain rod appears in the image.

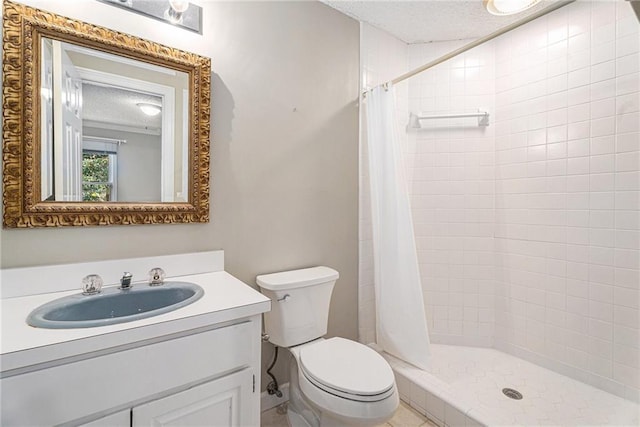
[363,0,575,96]
[84,135,127,144]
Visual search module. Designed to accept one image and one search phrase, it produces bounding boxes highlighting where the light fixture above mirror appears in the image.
[99,0,203,34]
[2,0,211,227]
[166,0,190,24]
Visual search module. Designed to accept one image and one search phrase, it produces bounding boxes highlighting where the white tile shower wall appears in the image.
[407,40,497,347]
[493,0,639,401]
[360,0,639,402]
[359,23,409,345]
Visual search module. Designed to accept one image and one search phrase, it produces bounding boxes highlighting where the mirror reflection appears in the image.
[40,37,189,203]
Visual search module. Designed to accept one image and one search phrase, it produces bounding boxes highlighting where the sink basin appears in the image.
[27,281,204,329]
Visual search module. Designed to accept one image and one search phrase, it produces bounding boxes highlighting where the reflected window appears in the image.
[82,137,119,201]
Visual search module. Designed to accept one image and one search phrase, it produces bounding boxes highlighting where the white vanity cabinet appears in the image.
[132,368,254,426]
[83,368,253,427]
[2,317,263,426]
[1,254,271,427]
[81,410,131,426]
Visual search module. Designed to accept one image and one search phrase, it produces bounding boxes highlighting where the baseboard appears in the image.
[261,382,290,412]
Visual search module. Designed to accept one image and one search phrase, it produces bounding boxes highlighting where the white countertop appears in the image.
[1,271,271,373]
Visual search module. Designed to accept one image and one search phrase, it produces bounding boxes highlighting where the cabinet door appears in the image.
[132,369,254,427]
[80,410,130,427]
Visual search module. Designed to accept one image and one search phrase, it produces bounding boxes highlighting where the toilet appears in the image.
[257,266,398,427]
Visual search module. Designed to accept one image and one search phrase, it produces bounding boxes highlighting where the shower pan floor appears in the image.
[384,344,640,426]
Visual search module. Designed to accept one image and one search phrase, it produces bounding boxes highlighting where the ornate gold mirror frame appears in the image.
[2,0,211,227]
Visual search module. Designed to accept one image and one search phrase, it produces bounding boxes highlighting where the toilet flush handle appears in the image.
[277,294,290,302]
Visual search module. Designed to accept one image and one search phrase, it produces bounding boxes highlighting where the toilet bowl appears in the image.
[257,266,399,427]
[288,337,398,426]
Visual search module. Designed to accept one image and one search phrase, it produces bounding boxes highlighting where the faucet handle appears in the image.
[148,267,166,286]
[82,274,103,295]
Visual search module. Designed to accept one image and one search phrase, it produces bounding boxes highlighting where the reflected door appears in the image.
[53,40,83,201]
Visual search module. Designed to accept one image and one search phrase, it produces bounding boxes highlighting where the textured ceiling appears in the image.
[83,83,162,132]
[322,0,560,43]
[63,42,168,135]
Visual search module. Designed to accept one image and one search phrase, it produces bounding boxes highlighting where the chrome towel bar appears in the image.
[409,110,490,127]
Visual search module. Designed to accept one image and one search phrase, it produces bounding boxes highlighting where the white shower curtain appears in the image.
[365,84,431,370]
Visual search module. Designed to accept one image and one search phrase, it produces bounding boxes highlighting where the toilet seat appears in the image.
[298,337,395,402]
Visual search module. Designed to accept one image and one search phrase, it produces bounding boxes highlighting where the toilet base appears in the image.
[287,401,395,427]
[288,357,321,427]
[287,408,312,427]
[288,382,365,427]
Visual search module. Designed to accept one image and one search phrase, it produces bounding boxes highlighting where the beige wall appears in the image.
[83,127,162,202]
[1,0,359,390]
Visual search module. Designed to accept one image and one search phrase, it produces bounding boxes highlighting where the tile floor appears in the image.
[261,400,438,427]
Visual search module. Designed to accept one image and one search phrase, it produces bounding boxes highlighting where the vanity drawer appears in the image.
[1,321,255,426]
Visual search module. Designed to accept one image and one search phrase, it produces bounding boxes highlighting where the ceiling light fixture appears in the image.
[166,0,190,24]
[137,103,162,116]
[484,0,541,16]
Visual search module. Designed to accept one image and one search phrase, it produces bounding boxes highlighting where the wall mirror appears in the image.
[2,0,211,227]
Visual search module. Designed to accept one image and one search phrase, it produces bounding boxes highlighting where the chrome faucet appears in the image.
[119,272,133,290]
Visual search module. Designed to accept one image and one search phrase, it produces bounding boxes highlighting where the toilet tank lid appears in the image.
[256,266,339,291]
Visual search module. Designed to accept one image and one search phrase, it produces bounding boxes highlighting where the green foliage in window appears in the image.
[82,153,111,202]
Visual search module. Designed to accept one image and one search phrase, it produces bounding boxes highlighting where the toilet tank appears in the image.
[257,266,339,347]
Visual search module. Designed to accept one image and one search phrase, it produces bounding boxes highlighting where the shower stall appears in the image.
[359,1,639,425]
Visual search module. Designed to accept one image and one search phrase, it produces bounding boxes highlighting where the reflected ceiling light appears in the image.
[166,0,190,24]
[484,0,541,16]
[137,103,162,116]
